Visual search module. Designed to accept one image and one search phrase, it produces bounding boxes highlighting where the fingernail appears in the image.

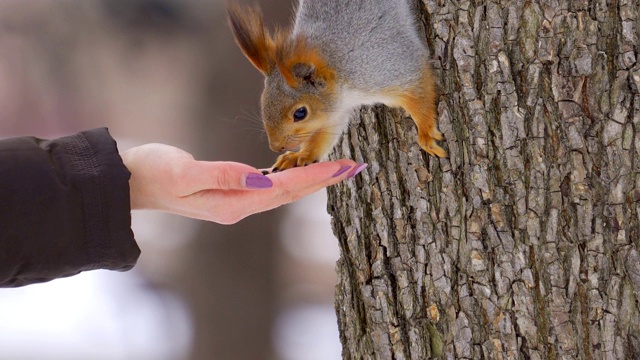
[245,173,273,189]
[347,163,368,178]
[332,165,352,178]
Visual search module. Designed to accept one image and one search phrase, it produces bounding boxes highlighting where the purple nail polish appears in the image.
[347,163,368,178]
[245,173,273,189]
[332,165,352,178]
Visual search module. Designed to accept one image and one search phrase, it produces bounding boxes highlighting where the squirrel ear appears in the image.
[276,36,335,88]
[291,63,320,86]
[227,3,274,74]
[279,54,334,89]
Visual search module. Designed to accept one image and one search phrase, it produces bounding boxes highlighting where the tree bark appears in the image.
[328,0,640,359]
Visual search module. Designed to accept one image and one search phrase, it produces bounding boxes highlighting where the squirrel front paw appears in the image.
[272,151,319,172]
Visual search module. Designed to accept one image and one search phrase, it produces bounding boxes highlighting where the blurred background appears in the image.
[0,1,343,359]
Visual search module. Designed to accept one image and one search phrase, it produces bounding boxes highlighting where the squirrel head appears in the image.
[227,3,338,152]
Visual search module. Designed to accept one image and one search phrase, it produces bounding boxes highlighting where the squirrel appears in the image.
[227,0,446,172]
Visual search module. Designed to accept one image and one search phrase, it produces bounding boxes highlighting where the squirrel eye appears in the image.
[293,107,308,122]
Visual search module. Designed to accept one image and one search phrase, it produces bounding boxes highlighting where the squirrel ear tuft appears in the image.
[227,3,274,74]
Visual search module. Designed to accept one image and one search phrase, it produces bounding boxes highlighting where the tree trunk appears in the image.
[327,0,640,359]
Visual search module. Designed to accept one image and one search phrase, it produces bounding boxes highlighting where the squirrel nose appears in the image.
[269,143,284,152]
[270,141,300,152]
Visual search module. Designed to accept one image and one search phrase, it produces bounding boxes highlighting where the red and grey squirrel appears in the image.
[227,0,446,172]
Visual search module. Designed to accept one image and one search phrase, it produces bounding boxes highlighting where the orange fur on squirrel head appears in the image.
[227,4,334,86]
[274,36,335,89]
[227,3,338,153]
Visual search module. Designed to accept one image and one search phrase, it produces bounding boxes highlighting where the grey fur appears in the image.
[293,0,427,90]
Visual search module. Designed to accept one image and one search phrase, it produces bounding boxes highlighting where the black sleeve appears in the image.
[0,128,141,287]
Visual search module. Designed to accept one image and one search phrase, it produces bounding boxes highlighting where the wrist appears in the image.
[120,148,145,210]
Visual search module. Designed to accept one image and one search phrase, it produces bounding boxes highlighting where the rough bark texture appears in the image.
[328,0,640,359]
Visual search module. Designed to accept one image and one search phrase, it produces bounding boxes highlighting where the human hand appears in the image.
[120,144,366,224]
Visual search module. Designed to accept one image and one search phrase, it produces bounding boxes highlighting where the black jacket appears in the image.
[0,128,140,287]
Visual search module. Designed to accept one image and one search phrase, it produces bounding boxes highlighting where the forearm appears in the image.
[0,128,140,287]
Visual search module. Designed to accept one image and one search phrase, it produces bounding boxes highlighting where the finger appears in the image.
[179,161,272,194]
[177,159,361,223]
[270,160,357,184]
[265,159,359,204]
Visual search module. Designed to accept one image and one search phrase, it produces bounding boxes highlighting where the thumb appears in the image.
[178,161,273,194]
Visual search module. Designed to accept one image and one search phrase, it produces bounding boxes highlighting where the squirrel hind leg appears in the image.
[398,64,447,158]
[397,90,447,158]
[419,132,447,158]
